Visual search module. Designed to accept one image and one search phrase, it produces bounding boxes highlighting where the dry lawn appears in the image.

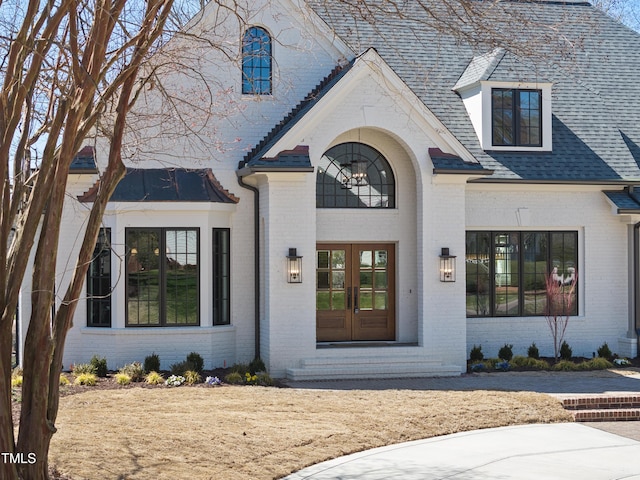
[48,386,572,479]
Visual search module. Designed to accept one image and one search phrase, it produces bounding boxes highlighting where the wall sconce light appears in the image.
[439,247,456,282]
[287,248,303,283]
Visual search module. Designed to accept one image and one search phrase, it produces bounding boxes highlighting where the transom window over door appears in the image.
[316,142,395,208]
[126,228,199,326]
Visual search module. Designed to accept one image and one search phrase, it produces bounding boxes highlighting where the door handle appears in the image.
[347,287,352,309]
[353,286,359,314]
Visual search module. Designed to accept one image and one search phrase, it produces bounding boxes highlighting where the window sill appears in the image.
[81,325,235,335]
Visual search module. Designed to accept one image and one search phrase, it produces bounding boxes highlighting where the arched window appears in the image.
[242,26,272,95]
[316,142,395,208]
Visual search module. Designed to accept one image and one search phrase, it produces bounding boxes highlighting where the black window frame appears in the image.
[491,88,542,147]
[87,227,112,327]
[212,228,231,325]
[125,227,200,327]
[465,230,578,318]
[242,26,272,95]
[316,142,396,209]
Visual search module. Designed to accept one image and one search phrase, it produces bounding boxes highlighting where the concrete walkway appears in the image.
[283,370,640,479]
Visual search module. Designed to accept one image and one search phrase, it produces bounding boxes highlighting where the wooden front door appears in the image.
[316,243,395,342]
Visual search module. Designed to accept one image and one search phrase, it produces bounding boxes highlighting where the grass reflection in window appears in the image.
[126,228,199,326]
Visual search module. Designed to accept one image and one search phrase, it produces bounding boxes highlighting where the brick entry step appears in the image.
[555,394,640,422]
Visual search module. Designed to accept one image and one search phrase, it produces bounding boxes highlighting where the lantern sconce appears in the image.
[287,248,303,283]
[439,247,456,282]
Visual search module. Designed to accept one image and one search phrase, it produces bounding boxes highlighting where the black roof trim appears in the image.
[241,59,355,168]
[79,168,239,203]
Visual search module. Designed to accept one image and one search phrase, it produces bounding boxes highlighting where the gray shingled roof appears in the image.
[299,0,640,183]
[604,189,640,213]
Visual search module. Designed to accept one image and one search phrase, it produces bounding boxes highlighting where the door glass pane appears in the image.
[317,251,329,269]
[360,271,372,288]
[374,292,387,310]
[332,271,345,289]
[360,251,372,268]
[374,271,387,289]
[317,271,329,289]
[331,250,345,269]
[360,291,372,310]
[375,250,387,267]
[317,291,330,311]
[331,291,345,310]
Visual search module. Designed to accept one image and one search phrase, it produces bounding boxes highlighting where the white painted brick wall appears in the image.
[465,185,632,360]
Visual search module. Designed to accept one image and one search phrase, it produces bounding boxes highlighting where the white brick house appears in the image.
[17,0,640,378]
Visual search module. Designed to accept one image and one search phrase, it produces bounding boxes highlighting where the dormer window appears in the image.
[453,52,553,152]
[491,88,541,147]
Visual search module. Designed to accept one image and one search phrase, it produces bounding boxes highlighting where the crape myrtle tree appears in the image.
[0,1,177,478]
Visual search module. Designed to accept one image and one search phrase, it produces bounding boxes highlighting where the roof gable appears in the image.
[308,0,640,183]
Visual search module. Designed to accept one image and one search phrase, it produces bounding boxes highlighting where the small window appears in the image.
[126,228,199,326]
[492,88,542,147]
[212,228,230,325]
[316,142,395,208]
[466,231,577,317]
[242,26,272,95]
[87,228,112,327]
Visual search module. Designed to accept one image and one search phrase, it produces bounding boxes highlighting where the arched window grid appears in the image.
[242,26,272,95]
[316,142,396,209]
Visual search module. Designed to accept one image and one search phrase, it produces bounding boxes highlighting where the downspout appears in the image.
[237,172,260,361]
[630,186,640,353]
[634,220,640,351]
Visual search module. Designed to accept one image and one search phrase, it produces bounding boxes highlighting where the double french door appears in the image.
[316,243,395,342]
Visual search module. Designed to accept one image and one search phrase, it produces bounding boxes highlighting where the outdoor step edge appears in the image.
[571,408,640,422]
[562,397,640,410]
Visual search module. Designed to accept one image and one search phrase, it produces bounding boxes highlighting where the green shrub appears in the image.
[11,375,22,388]
[184,370,201,385]
[74,373,98,386]
[551,360,579,371]
[511,356,549,370]
[249,357,266,374]
[498,344,513,361]
[469,345,483,362]
[59,374,70,386]
[483,358,499,370]
[119,362,145,382]
[257,372,274,386]
[597,342,613,360]
[230,363,250,375]
[90,355,108,378]
[579,358,613,370]
[73,363,96,375]
[527,343,540,360]
[559,341,573,360]
[224,371,244,384]
[170,360,195,376]
[186,352,204,373]
[115,373,131,385]
[145,371,164,385]
[144,353,161,374]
